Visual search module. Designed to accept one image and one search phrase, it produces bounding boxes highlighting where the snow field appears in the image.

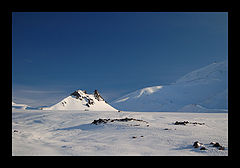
[12,109,228,156]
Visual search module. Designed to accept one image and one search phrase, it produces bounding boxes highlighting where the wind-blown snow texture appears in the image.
[12,109,228,156]
[42,90,117,111]
[112,61,228,112]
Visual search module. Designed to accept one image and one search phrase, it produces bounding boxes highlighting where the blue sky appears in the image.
[12,12,228,107]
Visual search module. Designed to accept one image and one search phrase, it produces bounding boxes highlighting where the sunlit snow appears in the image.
[12,109,228,156]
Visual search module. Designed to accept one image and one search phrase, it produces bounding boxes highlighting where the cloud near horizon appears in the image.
[18,89,65,94]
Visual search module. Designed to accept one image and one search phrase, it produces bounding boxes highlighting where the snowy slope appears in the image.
[112,61,228,112]
[177,104,227,113]
[42,90,117,111]
[12,109,228,156]
[12,101,30,110]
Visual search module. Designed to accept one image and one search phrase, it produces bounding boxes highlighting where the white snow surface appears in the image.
[12,109,228,156]
[12,101,30,110]
[112,61,228,112]
[42,90,117,111]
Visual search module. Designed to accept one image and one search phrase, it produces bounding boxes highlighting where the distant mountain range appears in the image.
[12,61,228,112]
[111,61,228,112]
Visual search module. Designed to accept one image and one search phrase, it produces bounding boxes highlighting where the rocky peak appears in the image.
[69,89,104,107]
[94,90,104,101]
[70,90,87,98]
[42,89,117,111]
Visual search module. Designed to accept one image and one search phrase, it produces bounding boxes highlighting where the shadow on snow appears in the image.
[55,123,104,131]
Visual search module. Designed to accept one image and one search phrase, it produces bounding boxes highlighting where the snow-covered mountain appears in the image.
[42,89,118,111]
[12,101,30,110]
[112,61,228,112]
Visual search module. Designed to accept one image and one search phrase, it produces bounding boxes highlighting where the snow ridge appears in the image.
[112,61,228,112]
[12,101,30,110]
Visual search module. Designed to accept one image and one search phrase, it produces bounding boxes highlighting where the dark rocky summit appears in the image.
[71,91,82,99]
[94,90,104,101]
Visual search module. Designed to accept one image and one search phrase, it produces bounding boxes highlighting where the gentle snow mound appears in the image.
[177,104,227,113]
[112,61,228,112]
[12,101,30,110]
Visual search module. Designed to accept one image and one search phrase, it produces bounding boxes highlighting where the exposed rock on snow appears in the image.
[175,121,190,125]
[218,146,225,150]
[42,89,117,111]
[200,147,207,150]
[212,142,221,147]
[174,121,205,126]
[192,141,226,151]
[193,141,202,148]
[91,117,149,127]
[94,90,104,101]
[210,142,225,150]
[211,142,225,150]
[193,141,208,150]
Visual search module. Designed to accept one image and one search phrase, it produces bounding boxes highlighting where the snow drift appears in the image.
[12,101,30,110]
[42,89,117,111]
[112,61,228,112]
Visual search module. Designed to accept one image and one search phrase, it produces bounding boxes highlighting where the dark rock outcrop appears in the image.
[71,91,81,99]
[218,146,225,150]
[193,141,201,148]
[211,142,225,150]
[92,118,110,125]
[200,147,207,150]
[193,141,208,150]
[88,98,94,105]
[213,142,221,147]
[91,117,149,125]
[175,121,189,125]
[174,121,205,126]
[94,90,104,101]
